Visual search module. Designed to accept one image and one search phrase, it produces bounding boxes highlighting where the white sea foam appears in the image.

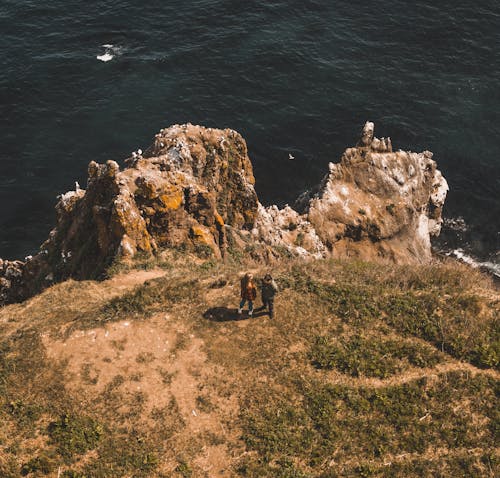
[443,216,468,232]
[449,248,500,278]
[97,52,114,62]
[97,44,122,62]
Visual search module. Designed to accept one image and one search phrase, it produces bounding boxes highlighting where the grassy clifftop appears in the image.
[0,252,498,477]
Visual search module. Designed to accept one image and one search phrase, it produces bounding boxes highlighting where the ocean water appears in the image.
[0,0,499,272]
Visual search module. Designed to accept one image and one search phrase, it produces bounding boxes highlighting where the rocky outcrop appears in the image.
[0,124,258,304]
[0,259,25,304]
[253,122,448,262]
[0,122,448,305]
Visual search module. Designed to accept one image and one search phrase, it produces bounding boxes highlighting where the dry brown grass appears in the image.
[0,253,498,477]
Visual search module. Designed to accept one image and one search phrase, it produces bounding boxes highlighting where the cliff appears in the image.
[0,122,448,305]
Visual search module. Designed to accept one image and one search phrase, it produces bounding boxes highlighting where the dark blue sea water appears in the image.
[1,0,499,272]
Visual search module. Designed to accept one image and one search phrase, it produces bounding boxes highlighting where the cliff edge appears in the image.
[0,122,448,305]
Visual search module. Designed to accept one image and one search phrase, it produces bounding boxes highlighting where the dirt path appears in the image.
[104,268,168,290]
[324,359,499,390]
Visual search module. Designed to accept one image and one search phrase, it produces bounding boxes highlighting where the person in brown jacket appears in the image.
[238,272,257,317]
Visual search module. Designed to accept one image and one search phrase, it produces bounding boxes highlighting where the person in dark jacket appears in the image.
[238,272,257,317]
[261,273,279,319]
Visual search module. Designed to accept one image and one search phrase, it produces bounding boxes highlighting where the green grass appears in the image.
[237,457,312,478]
[278,263,499,370]
[232,259,499,477]
[382,292,499,368]
[0,322,170,477]
[316,452,498,478]
[241,371,498,476]
[310,334,443,378]
[82,433,159,477]
[48,413,103,462]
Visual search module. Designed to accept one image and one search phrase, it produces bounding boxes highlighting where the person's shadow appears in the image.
[203,306,268,322]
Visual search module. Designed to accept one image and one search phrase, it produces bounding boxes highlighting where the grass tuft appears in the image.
[48,413,103,462]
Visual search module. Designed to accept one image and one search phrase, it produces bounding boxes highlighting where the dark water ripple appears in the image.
[0,0,499,269]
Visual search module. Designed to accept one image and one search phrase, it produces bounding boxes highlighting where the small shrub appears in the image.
[104,375,125,394]
[273,245,295,259]
[20,453,57,476]
[110,339,127,351]
[295,232,305,247]
[173,332,190,352]
[194,243,214,259]
[81,363,99,385]
[156,367,176,384]
[62,472,86,478]
[6,399,43,428]
[175,461,193,477]
[196,395,215,413]
[199,259,217,271]
[129,372,143,382]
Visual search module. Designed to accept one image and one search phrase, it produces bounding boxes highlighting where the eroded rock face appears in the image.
[0,124,258,304]
[254,122,448,262]
[308,122,448,262]
[0,122,448,305]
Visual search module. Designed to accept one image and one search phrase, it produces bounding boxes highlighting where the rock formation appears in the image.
[253,122,448,263]
[0,122,448,305]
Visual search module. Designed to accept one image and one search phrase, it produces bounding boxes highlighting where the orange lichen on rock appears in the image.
[214,211,225,227]
[159,191,183,210]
